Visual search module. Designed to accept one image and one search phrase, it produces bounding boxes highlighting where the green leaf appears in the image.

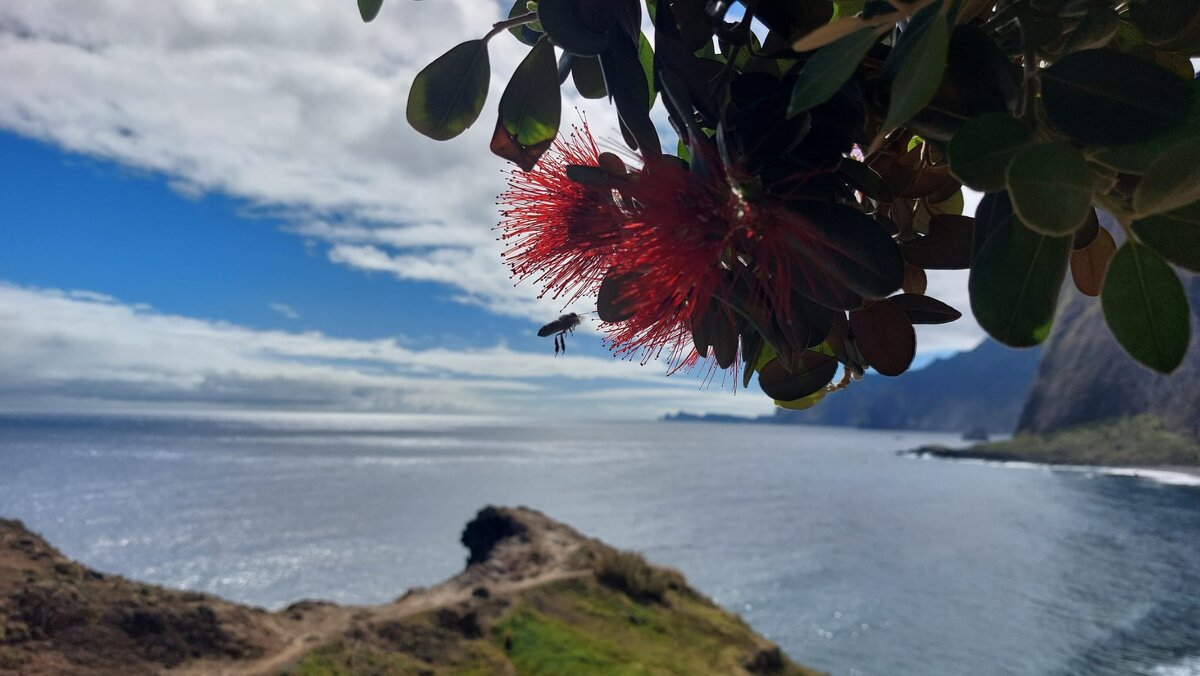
[1132,137,1200,218]
[1062,7,1120,52]
[758,351,838,401]
[781,201,905,307]
[899,214,973,269]
[1006,143,1094,236]
[407,40,491,141]
[969,194,1072,347]
[637,33,656,108]
[849,300,916,376]
[571,56,607,98]
[508,0,543,46]
[883,2,949,132]
[1040,49,1191,145]
[887,293,962,325]
[358,0,383,22]
[1090,81,1200,174]
[947,113,1032,192]
[1133,202,1200,272]
[491,38,561,170]
[788,27,881,117]
[600,38,660,155]
[1101,242,1192,374]
[774,389,828,410]
[537,0,613,56]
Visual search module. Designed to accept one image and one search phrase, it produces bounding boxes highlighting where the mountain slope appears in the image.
[771,339,1041,434]
[1018,279,1200,441]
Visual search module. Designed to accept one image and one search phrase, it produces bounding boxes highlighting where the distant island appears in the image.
[0,507,819,675]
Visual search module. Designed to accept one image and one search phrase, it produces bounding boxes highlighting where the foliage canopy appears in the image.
[365,0,1199,408]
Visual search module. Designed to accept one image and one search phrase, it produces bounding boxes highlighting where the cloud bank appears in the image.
[0,283,782,418]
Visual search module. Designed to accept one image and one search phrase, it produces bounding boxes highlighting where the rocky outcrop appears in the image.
[1017,279,1200,442]
[1,508,820,675]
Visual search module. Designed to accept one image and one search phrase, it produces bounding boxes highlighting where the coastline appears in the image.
[905,447,1200,488]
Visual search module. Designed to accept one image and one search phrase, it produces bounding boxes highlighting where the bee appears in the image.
[538,313,583,356]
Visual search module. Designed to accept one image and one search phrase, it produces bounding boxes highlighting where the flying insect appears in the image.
[538,313,583,356]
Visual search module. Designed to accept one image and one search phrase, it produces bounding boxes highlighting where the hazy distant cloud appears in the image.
[0,283,775,418]
[268,302,300,320]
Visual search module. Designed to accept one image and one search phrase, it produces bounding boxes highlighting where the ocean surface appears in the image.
[1,411,1198,676]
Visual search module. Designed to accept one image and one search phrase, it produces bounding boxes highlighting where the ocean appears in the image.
[1,411,1198,675]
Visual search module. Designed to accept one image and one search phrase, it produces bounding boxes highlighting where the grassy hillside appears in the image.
[1,507,819,676]
[913,415,1200,468]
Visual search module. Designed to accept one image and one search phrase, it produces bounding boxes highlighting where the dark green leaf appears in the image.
[571,56,607,98]
[837,157,894,202]
[947,113,1032,192]
[1101,242,1191,373]
[900,214,973,269]
[883,2,950,131]
[969,194,1072,347]
[849,300,916,376]
[1090,80,1200,174]
[741,329,765,389]
[597,269,637,322]
[1132,137,1200,217]
[1134,202,1200,272]
[407,41,490,141]
[1006,143,1093,236]
[358,0,383,22]
[1062,7,1120,52]
[600,38,661,154]
[1040,49,1191,145]
[1069,224,1115,297]
[491,39,561,170]
[788,27,881,116]
[537,0,613,56]
[887,293,962,324]
[758,352,838,400]
[782,201,905,307]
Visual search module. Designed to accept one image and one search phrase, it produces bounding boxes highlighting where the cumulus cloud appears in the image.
[0,283,778,418]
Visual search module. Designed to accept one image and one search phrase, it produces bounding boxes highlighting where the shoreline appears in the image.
[904,447,1200,487]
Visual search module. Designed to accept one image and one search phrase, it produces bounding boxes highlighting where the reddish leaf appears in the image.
[1070,226,1116,297]
[900,214,974,269]
[888,293,962,325]
[849,300,916,376]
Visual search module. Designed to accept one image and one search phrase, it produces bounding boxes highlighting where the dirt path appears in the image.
[175,568,590,675]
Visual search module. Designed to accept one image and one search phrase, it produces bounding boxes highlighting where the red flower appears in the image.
[497,123,625,305]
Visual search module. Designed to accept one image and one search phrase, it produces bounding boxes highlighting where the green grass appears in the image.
[972,415,1200,467]
[496,578,816,676]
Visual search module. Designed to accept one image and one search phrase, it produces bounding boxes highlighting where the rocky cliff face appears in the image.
[1017,278,1200,441]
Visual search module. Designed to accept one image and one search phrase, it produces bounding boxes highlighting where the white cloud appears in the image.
[0,0,625,325]
[268,302,300,319]
[0,283,777,418]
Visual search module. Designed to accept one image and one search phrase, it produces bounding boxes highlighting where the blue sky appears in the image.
[0,1,984,419]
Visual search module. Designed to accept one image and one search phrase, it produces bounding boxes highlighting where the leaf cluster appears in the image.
[366,0,1199,406]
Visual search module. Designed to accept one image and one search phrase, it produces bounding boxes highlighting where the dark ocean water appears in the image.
[1,411,1198,675]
